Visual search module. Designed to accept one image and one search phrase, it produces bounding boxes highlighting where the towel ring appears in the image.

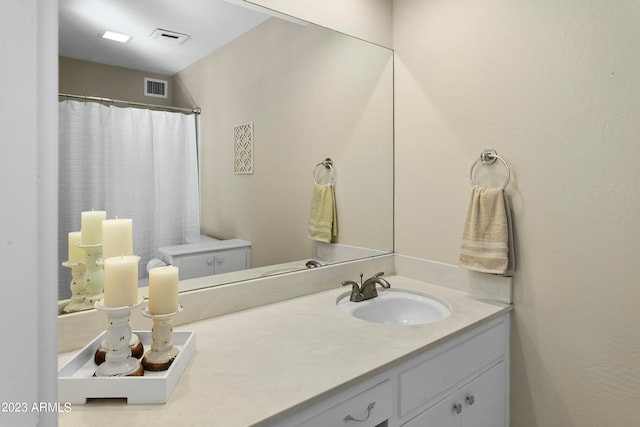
[469,148,511,189]
[313,158,335,185]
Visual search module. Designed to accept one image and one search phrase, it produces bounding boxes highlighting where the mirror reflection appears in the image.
[58,0,393,307]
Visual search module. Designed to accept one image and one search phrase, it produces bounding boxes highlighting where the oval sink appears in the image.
[337,290,450,325]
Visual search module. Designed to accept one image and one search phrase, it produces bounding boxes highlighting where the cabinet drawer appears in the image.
[399,321,506,416]
[300,380,393,427]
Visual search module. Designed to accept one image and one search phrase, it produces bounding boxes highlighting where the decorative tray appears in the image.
[58,330,196,404]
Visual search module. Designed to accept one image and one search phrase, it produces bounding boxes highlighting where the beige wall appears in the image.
[394,0,640,426]
[59,57,174,106]
[175,18,393,268]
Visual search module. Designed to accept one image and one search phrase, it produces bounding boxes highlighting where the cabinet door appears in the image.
[402,393,460,427]
[213,249,248,274]
[461,362,506,427]
[172,253,215,279]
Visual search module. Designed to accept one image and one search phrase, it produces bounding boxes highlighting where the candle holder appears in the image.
[94,332,144,365]
[94,298,144,377]
[93,255,143,365]
[61,261,87,313]
[77,242,104,309]
[141,305,183,371]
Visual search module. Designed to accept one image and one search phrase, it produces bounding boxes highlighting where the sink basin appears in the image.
[337,290,450,325]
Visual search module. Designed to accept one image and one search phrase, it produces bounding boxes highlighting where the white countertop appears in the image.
[58,275,511,426]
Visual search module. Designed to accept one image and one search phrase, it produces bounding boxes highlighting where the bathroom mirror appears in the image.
[58,0,393,304]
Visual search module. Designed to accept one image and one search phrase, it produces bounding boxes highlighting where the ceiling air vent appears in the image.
[150,28,190,45]
[144,78,168,98]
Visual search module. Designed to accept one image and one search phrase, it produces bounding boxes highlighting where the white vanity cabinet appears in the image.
[158,239,251,279]
[279,314,509,427]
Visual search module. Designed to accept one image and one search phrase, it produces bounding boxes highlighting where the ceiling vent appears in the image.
[150,28,189,45]
[144,78,168,98]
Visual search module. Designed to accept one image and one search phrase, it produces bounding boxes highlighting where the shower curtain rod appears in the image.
[58,92,201,114]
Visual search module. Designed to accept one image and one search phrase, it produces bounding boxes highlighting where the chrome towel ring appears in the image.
[469,148,511,189]
[313,158,335,185]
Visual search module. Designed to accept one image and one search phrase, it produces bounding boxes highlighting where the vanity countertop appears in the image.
[58,275,511,426]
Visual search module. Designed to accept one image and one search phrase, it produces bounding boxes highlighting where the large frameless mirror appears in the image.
[57,0,393,310]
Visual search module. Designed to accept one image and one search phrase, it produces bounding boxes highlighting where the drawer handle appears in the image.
[466,394,475,405]
[344,402,375,423]
[453,403,463,414]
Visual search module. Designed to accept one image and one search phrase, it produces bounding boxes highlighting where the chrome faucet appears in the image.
[341,272,391,302]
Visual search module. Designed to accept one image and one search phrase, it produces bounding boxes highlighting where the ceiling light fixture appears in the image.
[102,31,131,43]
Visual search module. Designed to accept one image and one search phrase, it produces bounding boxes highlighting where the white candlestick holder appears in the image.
[94,331,144,366]
[61,261,87,313]
[93,255,143,365]
[77,242,104,309]
[94,297,144,377]
[141,305,183,371]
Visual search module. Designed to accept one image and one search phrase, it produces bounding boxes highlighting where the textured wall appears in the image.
[393,0,640,425]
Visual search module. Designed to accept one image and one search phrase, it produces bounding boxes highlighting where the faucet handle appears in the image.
[341,280,359,288]
[342,280,363,302]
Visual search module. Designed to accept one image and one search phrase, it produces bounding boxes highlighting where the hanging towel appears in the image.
[308,183,337,243]
[459,185,514,275]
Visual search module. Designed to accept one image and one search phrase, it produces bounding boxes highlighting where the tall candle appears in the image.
[148,266,179,315]
[102,218,133,259]
[68,231,83,263]
[80,210,106,244]
[103,256,139,307]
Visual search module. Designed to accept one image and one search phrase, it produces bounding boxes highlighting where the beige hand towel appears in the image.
[308,183,338,243]
[459,185,514,275]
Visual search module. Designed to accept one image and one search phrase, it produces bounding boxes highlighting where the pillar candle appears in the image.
[102,218,133,260]
[68,231,83,263]
[80,210,106,244]
[148,266,179,315]
[103,256,139,307]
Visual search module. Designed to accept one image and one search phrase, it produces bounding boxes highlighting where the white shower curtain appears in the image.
[58,100,200,299]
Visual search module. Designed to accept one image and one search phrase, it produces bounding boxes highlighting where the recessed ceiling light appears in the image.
[102,31,131,43]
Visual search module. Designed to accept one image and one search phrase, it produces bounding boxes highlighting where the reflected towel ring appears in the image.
[313,158,335,185]
[469,148,510,189]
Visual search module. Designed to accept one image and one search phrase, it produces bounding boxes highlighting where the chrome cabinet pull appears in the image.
[453,403,463,414]
[344,402,375,423]
[466,394,475,405]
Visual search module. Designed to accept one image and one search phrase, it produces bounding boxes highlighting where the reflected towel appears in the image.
[308,183,337,243]
[459,186,514,275]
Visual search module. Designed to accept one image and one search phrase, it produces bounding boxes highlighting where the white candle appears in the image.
[103,256,139,307]
[102,218,133,259]
[68,231,83,263]
[80,210,106,244]
[148,266,179,315]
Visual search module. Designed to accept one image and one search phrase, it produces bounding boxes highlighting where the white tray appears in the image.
[58,330,196,404]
